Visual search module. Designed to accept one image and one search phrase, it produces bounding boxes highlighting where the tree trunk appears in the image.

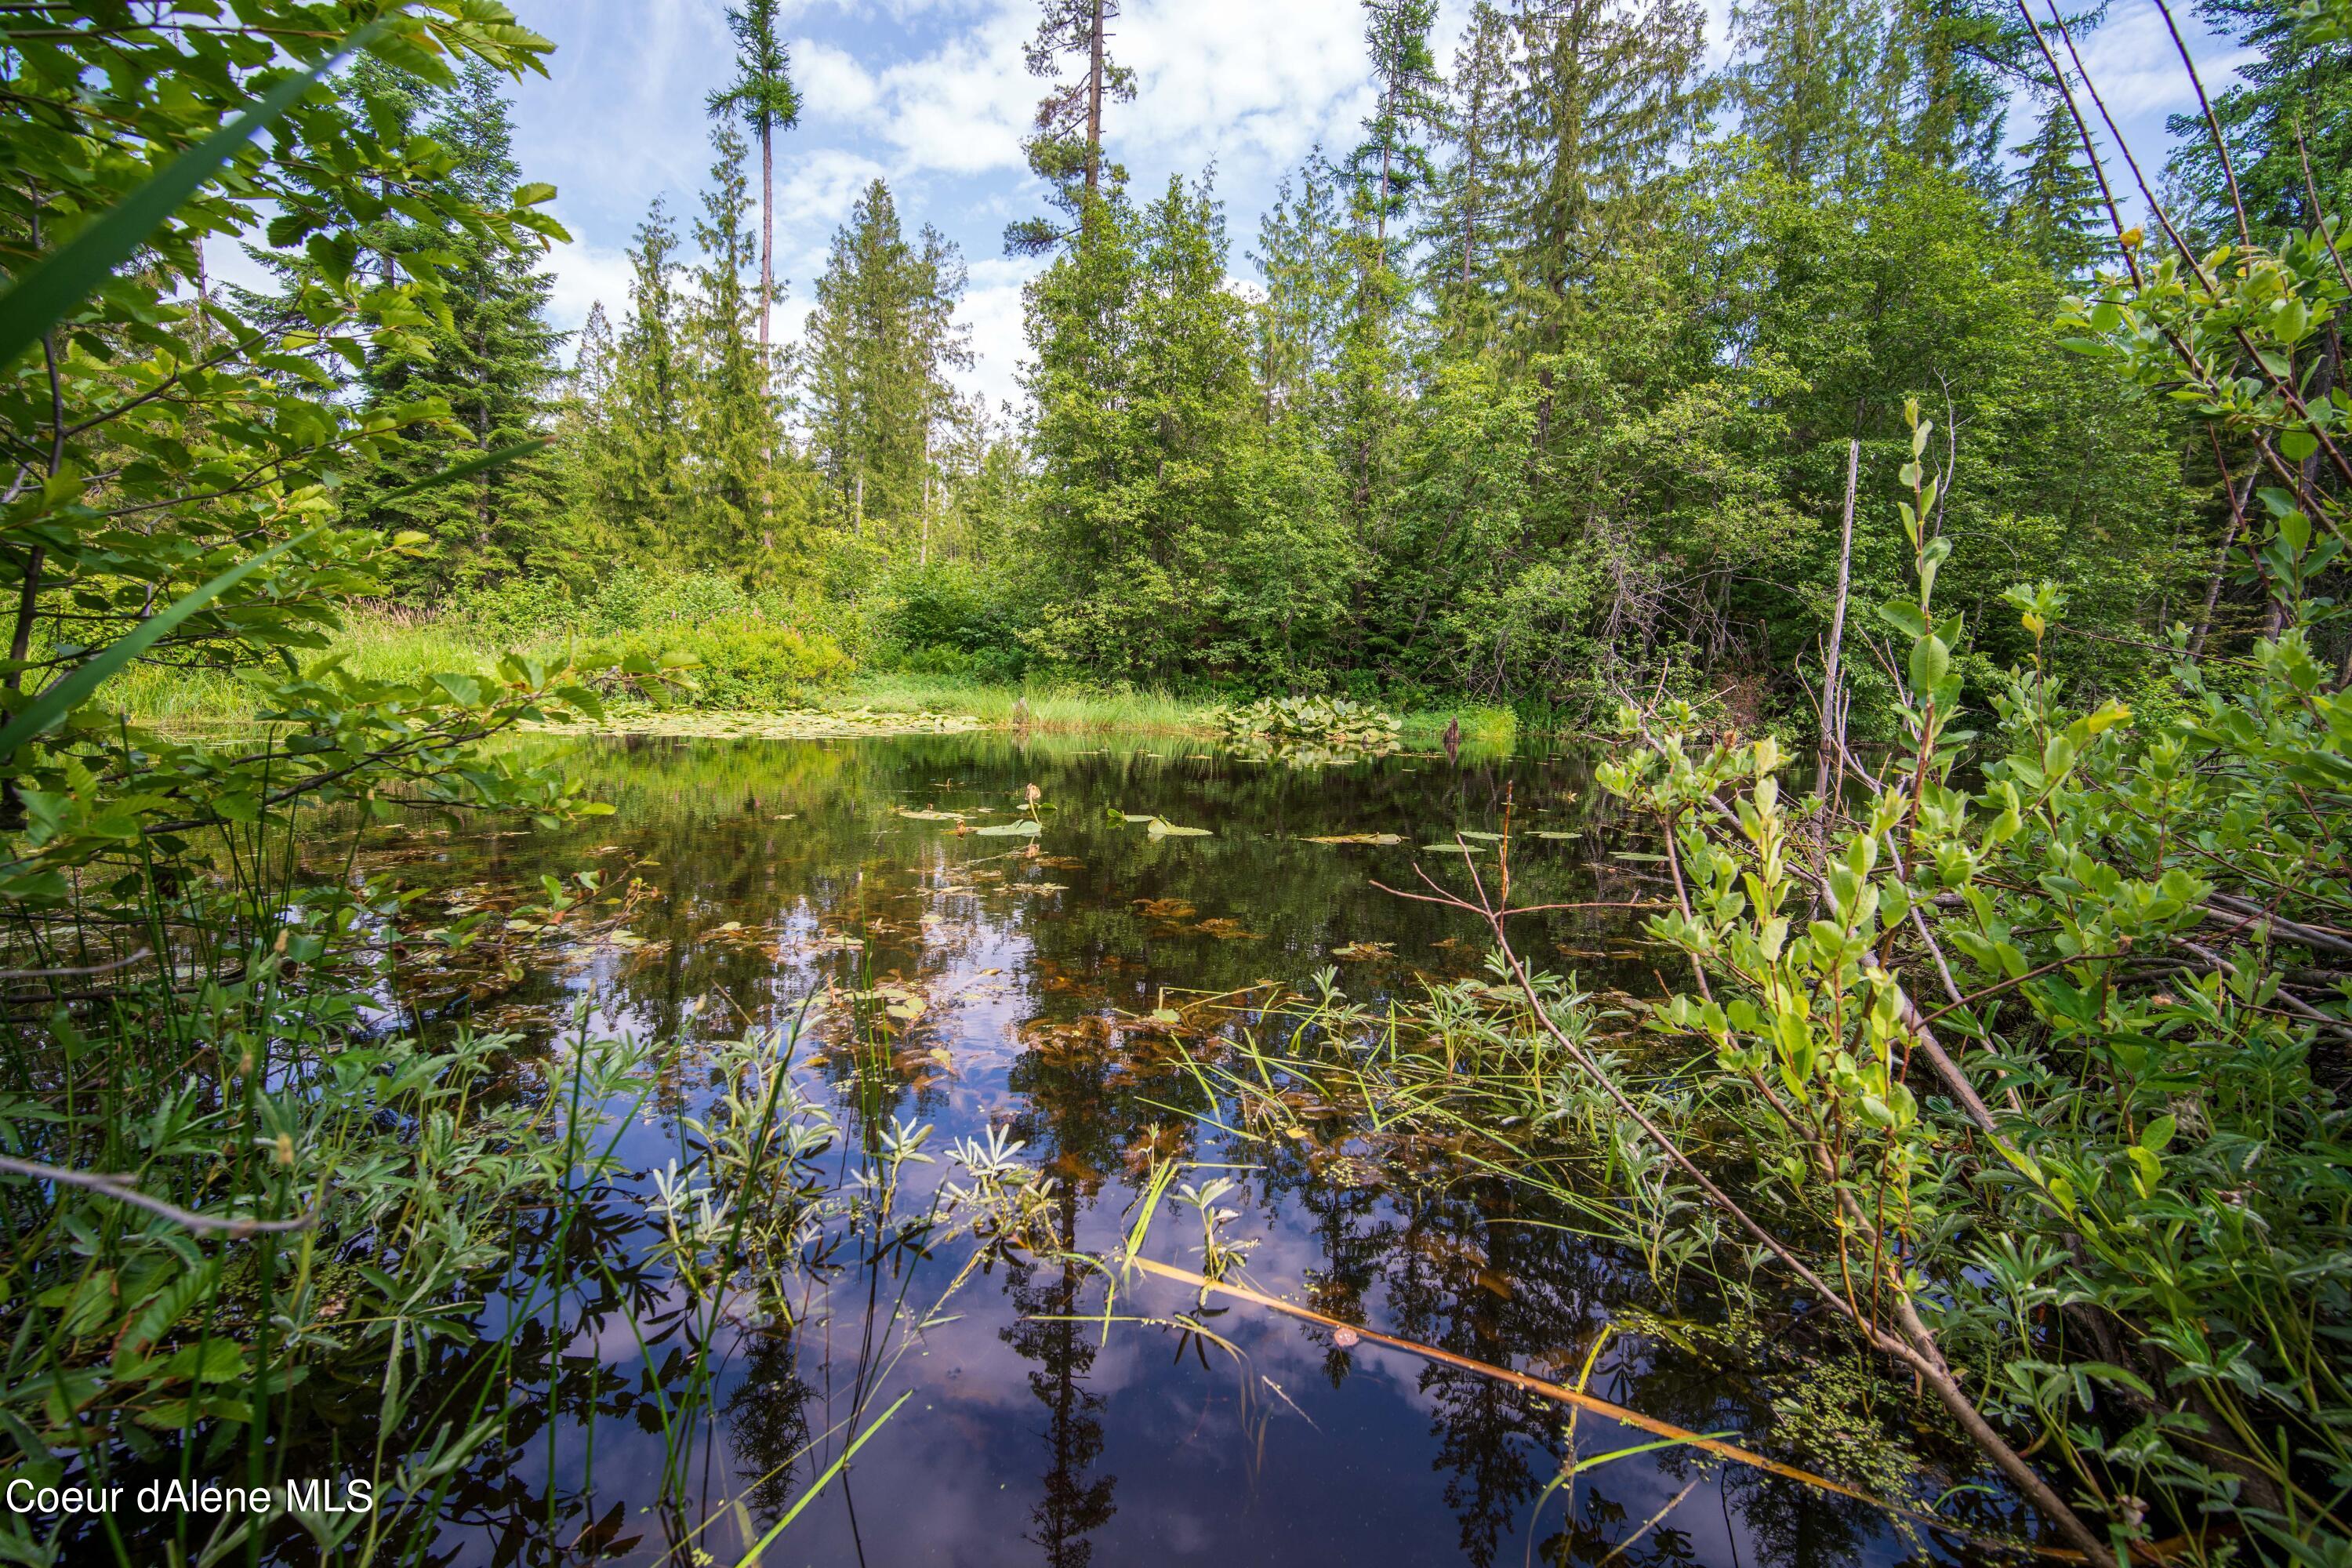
[759,121,774,349]
[1085,2,1104,198]
[1815,440,1858,798]
[2187,469,2252,661]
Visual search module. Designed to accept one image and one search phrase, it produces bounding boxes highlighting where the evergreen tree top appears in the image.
[708,0,803,135]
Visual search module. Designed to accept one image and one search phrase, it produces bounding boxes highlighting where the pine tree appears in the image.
[1005,0,1137,256]
[349,58,563,592]
[2004,97,2105,278]
[706,0,800,350]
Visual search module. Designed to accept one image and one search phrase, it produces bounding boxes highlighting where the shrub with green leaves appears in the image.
[584,615,850,710]
[1593,358,2352,1559]
[0,8,652,1560]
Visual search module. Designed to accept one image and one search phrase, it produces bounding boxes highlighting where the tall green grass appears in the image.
[111,610,1526,748]
[109,614,499,724]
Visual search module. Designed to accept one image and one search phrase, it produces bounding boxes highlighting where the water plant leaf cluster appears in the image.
[1214,696,1403,763]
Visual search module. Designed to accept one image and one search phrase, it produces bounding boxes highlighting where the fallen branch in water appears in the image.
[1130,1256,2196,1563]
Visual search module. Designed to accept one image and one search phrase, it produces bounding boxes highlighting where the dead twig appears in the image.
[0,1154,325,1237]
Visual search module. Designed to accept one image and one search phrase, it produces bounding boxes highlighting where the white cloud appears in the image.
[861,9,1040,176]
[793,37,882,121]
[542,232,637,336]
[2069,5,2256,125]
[776,146,895,229]
[1120,0,1374,173]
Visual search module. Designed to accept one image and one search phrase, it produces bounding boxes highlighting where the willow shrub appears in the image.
[1600,379,2352,1558]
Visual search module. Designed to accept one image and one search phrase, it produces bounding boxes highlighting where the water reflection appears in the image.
[96,732,2016,1566]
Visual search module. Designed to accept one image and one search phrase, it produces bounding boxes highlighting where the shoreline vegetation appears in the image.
[111,611,1524,747]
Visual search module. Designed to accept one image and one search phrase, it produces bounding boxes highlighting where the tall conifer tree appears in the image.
[806,180,971,557]
[350,58,563,590]
[688,121,779,573]
[707,0,800,350]
[1005,0,1136,255]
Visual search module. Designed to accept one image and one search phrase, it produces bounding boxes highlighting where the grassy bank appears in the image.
[111,613,1522,746]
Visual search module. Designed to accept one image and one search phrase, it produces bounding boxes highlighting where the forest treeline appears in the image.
[286,0,2345,718]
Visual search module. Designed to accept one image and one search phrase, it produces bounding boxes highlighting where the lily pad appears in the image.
[972,819,1043,837]
[1421,843,1488,854]
[1147,818,1213,838]
[1303,832,1406,846]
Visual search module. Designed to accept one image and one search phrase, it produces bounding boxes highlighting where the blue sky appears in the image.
[494,0,2248,412]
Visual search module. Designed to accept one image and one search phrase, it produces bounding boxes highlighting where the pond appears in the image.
[118,731,2030,1567]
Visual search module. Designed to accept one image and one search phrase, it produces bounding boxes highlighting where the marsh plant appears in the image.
[1214,695,1403,762]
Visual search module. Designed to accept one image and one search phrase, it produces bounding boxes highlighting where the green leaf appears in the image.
[971,819,1041,837]
[1146,818,1213,838]
[164,1341,245,1385]
[1876,599,1929,639]
[0,21,387,374]
[1908,634,1950,695]
[0,529,322,763]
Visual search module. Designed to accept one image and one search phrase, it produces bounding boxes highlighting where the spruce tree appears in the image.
[805,180,971,560]
[1005,0,1137,256]
[1881,0,2009,184]
[349,58,563,593]
[1501,0,1711,442]
[1250,153,1350,421]
[1348,0,1445,261]
[1418,2,1517,349]
[687,120,781,575]
[2168,0,2350,238]
[548,300,622,578]
[2004,98,2106,278]
[604,200,692,562]
[1726,0,1890,187]
[1025,176,1351,679]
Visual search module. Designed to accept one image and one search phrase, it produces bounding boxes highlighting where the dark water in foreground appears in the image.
[204,734,2031,1566]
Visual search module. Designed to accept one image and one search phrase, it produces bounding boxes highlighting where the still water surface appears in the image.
[249,733,2020,1566]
